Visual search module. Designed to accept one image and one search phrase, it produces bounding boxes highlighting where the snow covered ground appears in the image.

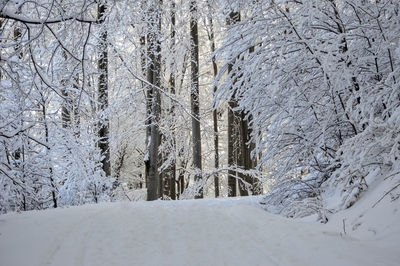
[1,187,399,266]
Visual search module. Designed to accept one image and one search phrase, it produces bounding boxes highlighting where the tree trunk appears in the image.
[60,52,72,130]
[97,1,111,177]
[169,1,177,200]
[207,1,220,198]
[238,114,248,196]
[146,0,162,201]
[248,44,262,194]
[190,0,203,199]
[72,74,81,136]
[227,11,240,197]
[228,95,238,197]
[141,28,150,189]
[40,94,58,208]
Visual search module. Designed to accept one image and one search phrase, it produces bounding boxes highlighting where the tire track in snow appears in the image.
[2,200,398,266]
[41,208,106,266]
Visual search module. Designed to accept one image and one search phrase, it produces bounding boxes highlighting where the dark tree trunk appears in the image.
[190,0,203,199]
[146,0,162,201]
[72,74,81,136]
[228,95,238,197]
[169,1,177,200]
[60,52,71,129]
[206,1,220,198]
[227,11,240,197]
[141,33,150,189]
[40,95,58,208]
[97,1,111,177]
[238,113,249,196]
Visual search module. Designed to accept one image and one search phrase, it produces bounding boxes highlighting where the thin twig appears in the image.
[372,183,400,208]
[384,171,400,180]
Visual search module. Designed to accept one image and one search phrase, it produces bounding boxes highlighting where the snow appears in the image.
[323,172,400,243]
[1,190,399,266]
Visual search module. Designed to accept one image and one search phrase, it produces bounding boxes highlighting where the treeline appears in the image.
[1,0,399,215]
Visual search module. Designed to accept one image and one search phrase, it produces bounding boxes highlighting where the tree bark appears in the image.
[190,0,203,199]
[227,11,240,197]
[169,1,177,200]
[206,1,220,198]
[60,52,72,130]
[97,1,111,177]
[146,0,162,201]
[39,93,58,208]
[141,22,150,189]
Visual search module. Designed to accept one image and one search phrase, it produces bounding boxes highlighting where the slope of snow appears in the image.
[323,171,400,245]
[0,195,399,266]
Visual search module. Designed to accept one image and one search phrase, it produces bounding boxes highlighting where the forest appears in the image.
[0,0,399,218]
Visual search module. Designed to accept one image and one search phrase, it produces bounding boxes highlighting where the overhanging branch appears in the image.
[0,10,96,24]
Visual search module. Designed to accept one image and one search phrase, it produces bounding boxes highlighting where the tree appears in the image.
[226,10,241,197]
[97,0,111,177]
[216,0,400,215]
[146,0,163,201]
[190,0,203,198]
[205,0,220,198]
[168,0,177,200]
[0,0,113,212]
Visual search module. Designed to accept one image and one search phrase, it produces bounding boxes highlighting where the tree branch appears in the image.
[0,9,95,24]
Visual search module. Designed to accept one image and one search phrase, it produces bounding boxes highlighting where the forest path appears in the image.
[0,198,397,266]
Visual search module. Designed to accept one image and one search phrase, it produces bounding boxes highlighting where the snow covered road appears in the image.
[0,198,398,266]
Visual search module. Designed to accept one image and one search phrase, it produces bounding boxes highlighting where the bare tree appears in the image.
[206,0,220,198]
[97,0,111,177]
[190,0,203,199]
[168,0,177,200]
[146,0,163,201]
[227,10,240,197]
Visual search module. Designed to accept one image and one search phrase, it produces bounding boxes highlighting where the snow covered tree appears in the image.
[190,0,203,198]
[215,0,400,216]
[97,0,111,177]
[145,0,163,201]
